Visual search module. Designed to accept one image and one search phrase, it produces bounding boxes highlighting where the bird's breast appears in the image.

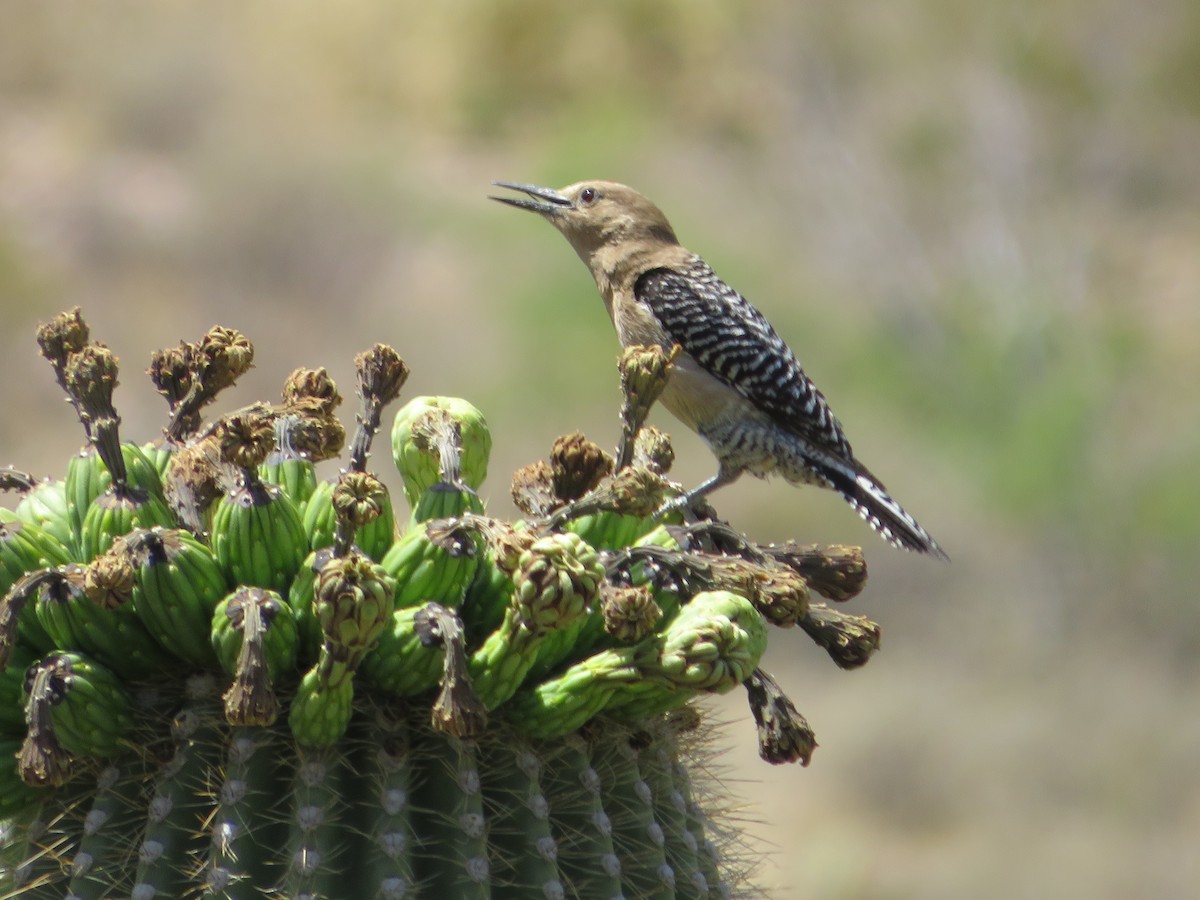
[608,287,753,433]
[610,293,666,347]
[659,353,757,434]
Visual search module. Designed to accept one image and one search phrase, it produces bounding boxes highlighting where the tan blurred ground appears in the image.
[2,2,1198,897]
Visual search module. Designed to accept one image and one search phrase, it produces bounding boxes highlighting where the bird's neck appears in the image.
[585,241,686,318]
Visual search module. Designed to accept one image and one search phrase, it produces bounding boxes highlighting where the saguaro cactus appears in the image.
[0,310,880,898]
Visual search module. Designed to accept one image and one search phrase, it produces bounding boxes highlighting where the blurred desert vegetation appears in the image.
[2,2,1198,897]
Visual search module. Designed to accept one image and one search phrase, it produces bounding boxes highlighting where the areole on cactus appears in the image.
[0,309,881,898]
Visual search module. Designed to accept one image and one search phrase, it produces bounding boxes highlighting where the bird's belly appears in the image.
[610,302,766,436]
[658,355,756,434]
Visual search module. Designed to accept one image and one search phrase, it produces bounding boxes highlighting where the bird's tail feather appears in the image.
[824,464,947,559]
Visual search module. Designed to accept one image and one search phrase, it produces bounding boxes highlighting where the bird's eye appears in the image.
[579,187,597,206]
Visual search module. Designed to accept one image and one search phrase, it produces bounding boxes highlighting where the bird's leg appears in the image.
[656,464,742,518]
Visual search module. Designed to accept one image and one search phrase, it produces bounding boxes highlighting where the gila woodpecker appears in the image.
[490,180,946,558]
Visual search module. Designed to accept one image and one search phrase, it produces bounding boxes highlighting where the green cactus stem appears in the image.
[505,590,767,739]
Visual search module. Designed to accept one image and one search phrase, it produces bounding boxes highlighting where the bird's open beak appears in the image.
[489,181,573,216]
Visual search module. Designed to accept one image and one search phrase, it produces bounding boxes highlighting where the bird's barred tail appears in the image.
[825,464,947,559]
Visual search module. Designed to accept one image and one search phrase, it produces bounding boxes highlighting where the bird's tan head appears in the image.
[490,180,679,263]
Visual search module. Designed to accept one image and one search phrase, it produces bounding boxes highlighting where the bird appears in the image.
[490,180,946,558]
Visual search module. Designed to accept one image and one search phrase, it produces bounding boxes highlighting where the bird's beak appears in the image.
[489,181,573,216]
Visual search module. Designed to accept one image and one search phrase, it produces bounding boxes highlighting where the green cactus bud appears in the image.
[259,453,318,510]
[565,509,659,551]
[303,475,396,562]
[357,602,447,697]
[504,590,766,739]
[78,485,175,563]
[287,547,332,662]
[140,439,175,482]
[410,479,485,524]
[459,520,536,645]
[120,528,229,668]
[211,478,308,595]
[212,586,299,682]
[212,587,299,726]
[20,651,133,765]
[391,396,491,506]
[609,589,767,719]
[380,514,480,611]
[470,532,604,709]
[0,517,73,654]
[256,408,321,511]
[34,561,174,680]
[65,444,165,555]
[288,665,354,748]
[12,478,72,550]
[313,552,396,664]
[288,553,395,747]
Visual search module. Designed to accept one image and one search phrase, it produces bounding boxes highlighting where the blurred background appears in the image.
[2,2,1197,896]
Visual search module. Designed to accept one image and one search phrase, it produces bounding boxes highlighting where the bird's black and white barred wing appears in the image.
[634,257,853,460]
[635,257,946,558]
